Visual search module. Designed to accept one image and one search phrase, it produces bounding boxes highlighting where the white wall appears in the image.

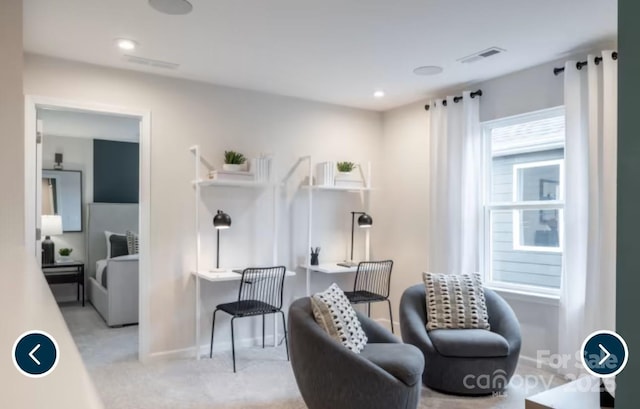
[0,0,24,249]
[377,57,579,362]
[24,54,382,354]
[42,135,93,302]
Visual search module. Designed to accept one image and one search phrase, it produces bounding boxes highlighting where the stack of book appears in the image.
[250,156,272,182]
[335,171,364,188]
[209,170,255,182]
[315,161,335,186]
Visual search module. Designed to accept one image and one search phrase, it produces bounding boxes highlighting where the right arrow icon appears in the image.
[598,343,611,366]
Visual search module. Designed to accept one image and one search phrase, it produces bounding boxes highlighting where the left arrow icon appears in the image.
[29,344,41,365]
[13,331,59,377]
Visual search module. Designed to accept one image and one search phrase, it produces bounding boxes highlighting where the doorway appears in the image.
[24,96,151,362]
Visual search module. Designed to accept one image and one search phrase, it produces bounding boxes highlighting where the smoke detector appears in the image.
[124,55,180,70]
[149,0,193,15]
[458,47,506,64]
[413,66,444,76]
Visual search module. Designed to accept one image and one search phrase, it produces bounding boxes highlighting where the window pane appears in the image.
[489,113,565,203]
[514,209,560,248]
[491,150,564,202]
[490,210,562,289]
[516,164,560,201]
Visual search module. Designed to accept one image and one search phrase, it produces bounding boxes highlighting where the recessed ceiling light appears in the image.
[413,66,444,76]
[149,0,193,15]
[373,90,385,98]
[116,39,138,51]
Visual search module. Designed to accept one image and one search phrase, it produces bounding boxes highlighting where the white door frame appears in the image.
[24,95,152,362]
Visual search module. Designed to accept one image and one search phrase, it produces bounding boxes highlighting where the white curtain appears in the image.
[559,51,617,377]
[428,91,481,274]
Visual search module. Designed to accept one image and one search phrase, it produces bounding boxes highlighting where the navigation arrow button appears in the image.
[29,344,41,366]
[598,343,611,366]
[12,331,59,377]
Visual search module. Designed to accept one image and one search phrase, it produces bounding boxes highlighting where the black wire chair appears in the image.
[343,260,395,333]
[209,266,289,372]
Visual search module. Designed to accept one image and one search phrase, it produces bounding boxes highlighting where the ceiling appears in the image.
[38,108,140,142]
[24,0,616,111]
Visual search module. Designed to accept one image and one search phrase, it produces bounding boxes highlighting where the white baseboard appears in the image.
[148,334,281,362]
[518,355,559,373]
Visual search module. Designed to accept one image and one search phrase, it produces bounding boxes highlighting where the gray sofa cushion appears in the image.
[428,328,509,358]
[360,343,424,387]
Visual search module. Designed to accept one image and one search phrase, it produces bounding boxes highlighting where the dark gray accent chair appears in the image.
[289,297,424,409]
[400,284,521,395]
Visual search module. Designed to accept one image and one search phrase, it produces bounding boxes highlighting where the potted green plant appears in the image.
[223,150,247,172]
[58,248,73,262]
[335,161,363,186]
[336,161,356,174]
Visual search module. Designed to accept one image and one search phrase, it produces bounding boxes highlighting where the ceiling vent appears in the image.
[458,47,505,64]
[124,55,180,70]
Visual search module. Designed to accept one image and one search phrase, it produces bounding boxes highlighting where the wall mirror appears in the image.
[42,169,83,232]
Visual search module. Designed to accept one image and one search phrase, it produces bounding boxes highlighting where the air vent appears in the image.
[124,55,180,70]
[458,47,505,64]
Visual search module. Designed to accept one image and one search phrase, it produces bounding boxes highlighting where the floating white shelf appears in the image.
[192,179,272,188]
[302,185,371,192]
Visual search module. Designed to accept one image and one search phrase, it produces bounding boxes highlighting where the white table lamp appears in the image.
[42,215,63,264]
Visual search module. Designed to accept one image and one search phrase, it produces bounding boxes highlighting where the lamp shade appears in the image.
[357,213,373,228]
[42,215,63,236]
[213,210,232,229]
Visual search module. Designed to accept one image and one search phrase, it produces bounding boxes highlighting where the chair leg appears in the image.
[262,314,265,349]
[387,299,394,334]
[367,302,371,317]
[280,311,289,361]
[210,309,219,358]
[231,317,237,373]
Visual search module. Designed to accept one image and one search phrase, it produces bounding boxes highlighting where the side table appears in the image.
[42,261,85,306]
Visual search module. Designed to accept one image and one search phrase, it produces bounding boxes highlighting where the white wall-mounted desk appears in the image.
[192,269,296,359]
[300,262,360,296]
[301,263,358,274]
[193,269,296,282]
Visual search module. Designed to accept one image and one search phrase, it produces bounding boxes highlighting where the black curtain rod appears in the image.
[553,51,618,76]
[424,89,482,111]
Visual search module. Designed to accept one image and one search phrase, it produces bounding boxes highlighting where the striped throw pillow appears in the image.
[126,230,139,255]
[311,283,368,353]
[423,272,490,331]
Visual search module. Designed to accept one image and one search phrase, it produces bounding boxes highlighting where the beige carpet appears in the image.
[60,304,564,409]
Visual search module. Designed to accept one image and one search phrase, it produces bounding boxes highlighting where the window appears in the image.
[481,108,565,293]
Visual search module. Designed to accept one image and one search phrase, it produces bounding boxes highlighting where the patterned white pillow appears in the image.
[126,230,139,255]
[311,283,368,353]
[423,272,490,331]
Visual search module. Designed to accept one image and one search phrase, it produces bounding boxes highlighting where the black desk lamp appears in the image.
[338,212,373,267]
[213,210,232,271]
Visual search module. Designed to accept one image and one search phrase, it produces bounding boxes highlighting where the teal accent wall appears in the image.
[617,1,639,407]
[93,139,139,203]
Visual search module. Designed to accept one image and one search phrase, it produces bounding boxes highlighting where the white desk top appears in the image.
[193,269,296,282]
[1,247,103,409]
[301,262,358,274]
[525,377,602,409]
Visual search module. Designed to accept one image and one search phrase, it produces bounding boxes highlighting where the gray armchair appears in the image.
[288,297,424,409]
[400,284,521,395]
